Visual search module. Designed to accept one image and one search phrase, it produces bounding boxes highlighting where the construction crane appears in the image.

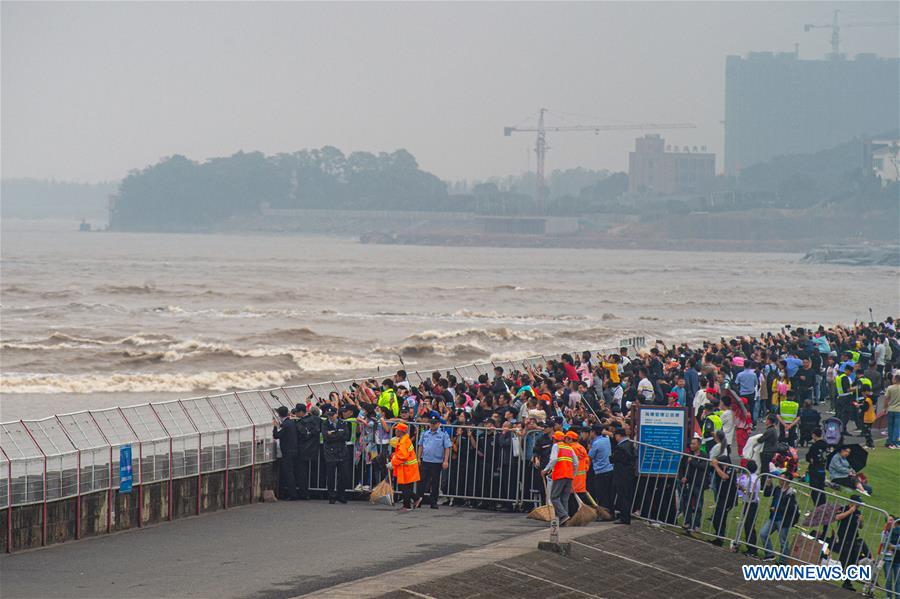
[804,9,898,60]
[504,108,696,209]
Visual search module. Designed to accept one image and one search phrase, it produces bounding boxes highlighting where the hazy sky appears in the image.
[3,1,898,183]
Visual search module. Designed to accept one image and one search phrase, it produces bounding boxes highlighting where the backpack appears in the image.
[822,417,843,446]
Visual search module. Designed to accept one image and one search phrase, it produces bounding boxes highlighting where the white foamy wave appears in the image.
[450,309,588,322]
[3,302,129,315]
[488,349,543,362]
[406,327,547,343]
[1,332,174,351]
[373,327,561,359]
[122,339,387,372]
[378,341,492,358]
[150,305,271,319]
[0,370,300,394]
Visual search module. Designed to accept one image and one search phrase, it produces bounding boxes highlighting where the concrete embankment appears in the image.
[1,462,277,553]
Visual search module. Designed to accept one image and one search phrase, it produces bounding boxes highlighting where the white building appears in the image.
[868,139,899,185]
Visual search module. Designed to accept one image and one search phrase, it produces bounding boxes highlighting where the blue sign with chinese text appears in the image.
[119,445,133,493]
[637,407,686,476]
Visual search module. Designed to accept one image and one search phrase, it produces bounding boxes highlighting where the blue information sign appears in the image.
[119,445,133,493]
[637,407,686,476]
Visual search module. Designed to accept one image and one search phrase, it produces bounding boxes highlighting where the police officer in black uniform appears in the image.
[339,404,358,493]
[322,406,348,504]
[610,427,635,525]
[805,427,829,507]
[272,405,299,500]
[531,419,554,505]
[295,403,321,500]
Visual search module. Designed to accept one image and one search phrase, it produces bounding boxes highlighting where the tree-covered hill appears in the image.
[109,147,449,230]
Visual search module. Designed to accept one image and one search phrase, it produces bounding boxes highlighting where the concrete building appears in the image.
[724,51,900,175]
[628,134,715,195]
[866,139,900,185]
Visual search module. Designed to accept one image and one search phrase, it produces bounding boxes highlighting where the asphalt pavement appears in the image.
[0,499,543,599]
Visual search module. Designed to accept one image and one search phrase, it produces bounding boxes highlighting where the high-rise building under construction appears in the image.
[724,51,900,174]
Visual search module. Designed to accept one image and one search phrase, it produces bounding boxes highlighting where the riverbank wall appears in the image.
[1,462,276,553]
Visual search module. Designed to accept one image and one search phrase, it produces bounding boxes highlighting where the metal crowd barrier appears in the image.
[629,440,753,547]
[0,341,643,548]
[742,474,892,595]
[626,440,893,596]
[277,422,548,510]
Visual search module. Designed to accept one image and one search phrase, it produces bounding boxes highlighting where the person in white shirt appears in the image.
[637,368,655,403]
[720,395,736,454]
[394,369,411,392]
[611,383,624,411]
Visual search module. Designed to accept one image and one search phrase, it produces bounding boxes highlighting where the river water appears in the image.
[2,219,897,420]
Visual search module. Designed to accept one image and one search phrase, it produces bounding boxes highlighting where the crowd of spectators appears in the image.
[272,318,900,592]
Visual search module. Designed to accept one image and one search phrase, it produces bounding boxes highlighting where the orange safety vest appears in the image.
[572,442,589,493]
[551,442,575,481]
[390,434,420,484]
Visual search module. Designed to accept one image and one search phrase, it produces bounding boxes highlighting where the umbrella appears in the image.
[803,502,841,527]
[845,443,868,472]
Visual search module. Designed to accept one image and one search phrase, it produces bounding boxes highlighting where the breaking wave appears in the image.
[373,327,552,359]
[96,283,159,295]
[0,370,301,394]
[405,327,548,343]
[449,309,587,322]
[1,286,82,299]
[383,341,492,359]
[3,331,385,373]
[121,340,385,371]
[2,332,176,350]
[237,327,328,344]
[3,302,130,316]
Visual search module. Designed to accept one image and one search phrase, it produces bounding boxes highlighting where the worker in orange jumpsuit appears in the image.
[567,429,593,515]
[389,422,420,512]
[542,429,577,524]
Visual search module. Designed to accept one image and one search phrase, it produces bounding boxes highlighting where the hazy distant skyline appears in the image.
[3,1,898,183]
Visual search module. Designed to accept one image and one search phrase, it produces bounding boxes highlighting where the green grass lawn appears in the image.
[855,446,900,516]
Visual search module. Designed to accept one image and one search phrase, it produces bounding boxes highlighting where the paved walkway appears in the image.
[0,500,543,599]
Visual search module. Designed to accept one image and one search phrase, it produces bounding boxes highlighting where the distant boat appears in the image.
[79,219,91,232]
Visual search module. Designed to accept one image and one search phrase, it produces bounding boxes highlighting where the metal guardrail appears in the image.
[0,341,645,521]
[626,439,893,596]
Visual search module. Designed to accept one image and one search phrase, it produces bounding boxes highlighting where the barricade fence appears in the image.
[0,342,643,550]
[626,440,893,596]
[288,421,537,506]
[629,440,753,549]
